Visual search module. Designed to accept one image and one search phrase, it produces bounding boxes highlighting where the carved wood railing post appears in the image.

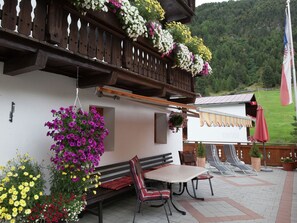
[32,0,47,40]
[112,36,122,67]
[167,63,174,85]
[58,10,69,49]
[18,0,32,36]
[122,39,132,69]
[78,19,88,55]
[104,32,112,63]
[96,28,104,61]
[2,0,18,31]
[68,14,79,53]
[47,0,64,44]
[87,24,96,58]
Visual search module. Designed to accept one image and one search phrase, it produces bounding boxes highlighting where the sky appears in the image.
[196,0,230,7]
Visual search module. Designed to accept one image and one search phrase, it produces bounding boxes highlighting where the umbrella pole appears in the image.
[261,142,273,172]
[263,142,267,168]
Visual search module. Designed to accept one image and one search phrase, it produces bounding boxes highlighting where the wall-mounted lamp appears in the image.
[9,102,15,122]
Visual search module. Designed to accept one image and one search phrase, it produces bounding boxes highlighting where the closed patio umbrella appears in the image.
[254,105,272,172]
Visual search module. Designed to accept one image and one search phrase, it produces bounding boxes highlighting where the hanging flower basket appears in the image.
[168,112,187,133]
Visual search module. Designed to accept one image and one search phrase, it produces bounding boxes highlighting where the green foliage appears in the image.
[196,142,206,158]
[250,90,295,143]
[190,0,297,95]
[166,21,192,43]
[132,0,165,21]
[249,143,262,158]
[0,153,45,222]
[50,165,100,197]
[290,116,297,138]
[281,157,294,163]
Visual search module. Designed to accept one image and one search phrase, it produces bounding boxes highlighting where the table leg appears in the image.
[168,183,186,215]
[185,179,204,201]
[173,182,186,196]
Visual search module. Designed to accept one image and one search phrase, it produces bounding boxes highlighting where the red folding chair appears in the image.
[129,156,171,223]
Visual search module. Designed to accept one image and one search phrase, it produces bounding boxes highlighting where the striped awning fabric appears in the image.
[199,110,253,127]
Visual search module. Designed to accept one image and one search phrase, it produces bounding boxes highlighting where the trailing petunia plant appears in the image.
[69,0,212,76]
[72,0,109,12]
[116,0,148,41]
[173,43,193,72]
[146,21,175,55]
[44,105,107,221]
[45,106,108,174]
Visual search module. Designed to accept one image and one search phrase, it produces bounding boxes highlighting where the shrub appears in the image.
[196,142,206,158]
[249,143,262,158]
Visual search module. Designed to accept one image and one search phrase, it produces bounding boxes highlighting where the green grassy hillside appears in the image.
[251,90,295,144]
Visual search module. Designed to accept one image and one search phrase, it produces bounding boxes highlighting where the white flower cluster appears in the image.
[190,54,204,77]
[74,0,109,11]
[175,43,192,72]
[65,197,87,222]
[119,0,147,41]
[148,22,174,55]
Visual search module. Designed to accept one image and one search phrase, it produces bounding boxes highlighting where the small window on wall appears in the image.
[89,105,115,151]
[154,113,167,144]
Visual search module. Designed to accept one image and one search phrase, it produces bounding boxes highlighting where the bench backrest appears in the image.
[95,153,173,183]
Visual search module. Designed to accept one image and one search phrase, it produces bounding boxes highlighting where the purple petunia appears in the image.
[45,106,109,173]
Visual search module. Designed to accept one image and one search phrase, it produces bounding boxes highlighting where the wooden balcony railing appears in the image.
[183,142,297,167]
[0,0,196,101]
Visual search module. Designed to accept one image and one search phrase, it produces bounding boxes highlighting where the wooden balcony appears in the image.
[0,0,197,103]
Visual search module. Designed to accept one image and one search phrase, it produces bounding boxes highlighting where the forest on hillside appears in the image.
[190,0,297,96]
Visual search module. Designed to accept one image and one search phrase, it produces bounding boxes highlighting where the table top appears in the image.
[144,164,207,183]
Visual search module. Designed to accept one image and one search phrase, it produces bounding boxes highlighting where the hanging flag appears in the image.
[280,9,293,106]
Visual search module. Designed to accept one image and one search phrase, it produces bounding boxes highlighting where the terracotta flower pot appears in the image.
[282,162,295,171]
[197,157,206,168]
[251,157,261,172]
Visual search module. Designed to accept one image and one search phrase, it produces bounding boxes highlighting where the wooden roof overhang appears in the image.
[158,0,196,23]
[0,0,197,104]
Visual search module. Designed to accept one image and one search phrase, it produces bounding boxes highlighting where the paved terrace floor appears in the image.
[79,167,297,223]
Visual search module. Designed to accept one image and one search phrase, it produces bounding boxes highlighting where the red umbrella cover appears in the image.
[254,105,269,143]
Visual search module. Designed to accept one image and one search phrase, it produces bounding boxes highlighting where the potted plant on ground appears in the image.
[196,142,206,167]
[249,143,262,171]
[281,157,296,171]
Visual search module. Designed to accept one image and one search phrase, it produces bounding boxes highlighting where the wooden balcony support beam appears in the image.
[78,71,118,88]
[134,87,167,97]
[4,50,47,76]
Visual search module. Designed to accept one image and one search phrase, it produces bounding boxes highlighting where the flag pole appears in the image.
[287,0,297,118]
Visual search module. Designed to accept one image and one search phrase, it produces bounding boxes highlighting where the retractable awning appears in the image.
[97,87,254,128]
[198,108,253,127]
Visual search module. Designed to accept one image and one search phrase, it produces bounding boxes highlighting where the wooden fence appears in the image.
[183,142,297,166]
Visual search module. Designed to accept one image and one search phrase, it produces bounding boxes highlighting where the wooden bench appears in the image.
[85,153,173,223]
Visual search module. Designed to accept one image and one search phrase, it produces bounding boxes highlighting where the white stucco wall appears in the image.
[187,104,249,143]
[0,62,182,179]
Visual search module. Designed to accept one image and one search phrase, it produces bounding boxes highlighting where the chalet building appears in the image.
[187,93,257,143]
[0,0,198,170]
[0,0,256,173]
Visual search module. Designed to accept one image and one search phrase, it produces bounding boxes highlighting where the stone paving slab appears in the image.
[79,168,296,223]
